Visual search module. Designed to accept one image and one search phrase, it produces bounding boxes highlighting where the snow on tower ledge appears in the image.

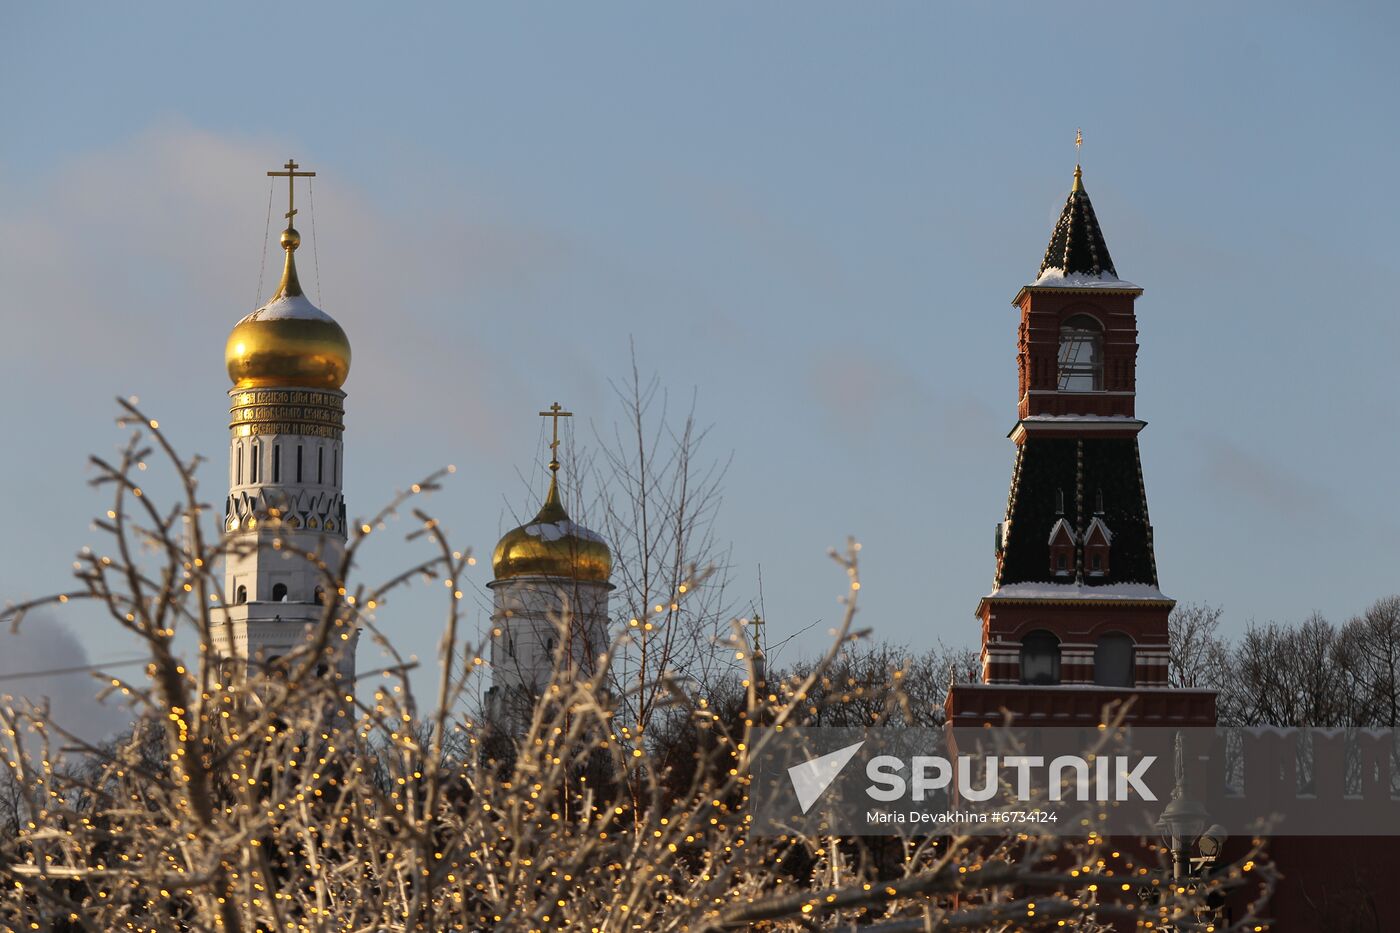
[1030,268,1140,290]
[985,581,1170,602]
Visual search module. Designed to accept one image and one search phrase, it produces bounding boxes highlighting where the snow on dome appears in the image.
[237,292,337,325]
[521,519,607,544]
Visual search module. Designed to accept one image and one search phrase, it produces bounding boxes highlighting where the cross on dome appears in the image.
[538,402,573,472]
[267,158,316,228]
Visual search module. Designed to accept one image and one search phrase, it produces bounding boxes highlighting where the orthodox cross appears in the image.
[538,402,573,471]
[1072,129,1084,191]
[267,159,316,227]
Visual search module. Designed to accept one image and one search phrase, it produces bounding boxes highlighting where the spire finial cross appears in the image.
[267,158,316,229]
[538,402,573,472]
[1072,130,1084,192]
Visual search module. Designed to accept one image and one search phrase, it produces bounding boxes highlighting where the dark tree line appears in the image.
[1169,596,1400,728]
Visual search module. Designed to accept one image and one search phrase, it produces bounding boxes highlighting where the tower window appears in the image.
[251,443,260,483]
[236,444,243,486]
[1058,314,1104,391]
[272,583,288,602]
[273,444,281,483]
[236,584,248,604]
[1020,630,1061,685]
[314,586,326,605]
[296,445,303,483]
[318,447,324,484]
[1094,633,1135,687]
[333,449,339,485]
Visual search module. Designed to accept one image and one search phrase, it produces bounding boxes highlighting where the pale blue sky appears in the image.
[2,3,1398,728]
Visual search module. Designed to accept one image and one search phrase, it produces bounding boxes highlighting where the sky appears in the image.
[2,3,1398,739]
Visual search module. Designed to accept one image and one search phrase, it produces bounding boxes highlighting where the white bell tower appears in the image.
[214,159,358,686]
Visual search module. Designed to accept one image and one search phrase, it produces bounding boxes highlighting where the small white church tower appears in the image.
[214,160,357,686]
[486,404,612,734]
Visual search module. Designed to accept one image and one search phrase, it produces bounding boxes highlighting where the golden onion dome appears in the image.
[225,228,351,390]
[492,476,613,584]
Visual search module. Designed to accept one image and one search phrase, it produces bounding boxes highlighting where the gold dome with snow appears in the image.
[225,227,351,390]
[492,475,612,583]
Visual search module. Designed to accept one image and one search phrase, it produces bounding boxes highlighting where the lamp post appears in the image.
[1152,732,1232,931]
[1154,732,1211,881]
[1156,789,1210,880]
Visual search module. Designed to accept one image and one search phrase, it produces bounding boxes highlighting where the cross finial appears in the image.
[1072,130,1085,192]
[267,158,316,230]
[538,402,573,472]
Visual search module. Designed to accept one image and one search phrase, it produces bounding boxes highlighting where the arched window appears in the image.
[314,586,326,605]
[272,583,288,602]
[235,584,248,605]
[1094,633,1135,687]
[1058,314,1104,391]
[1020,630,1061,685]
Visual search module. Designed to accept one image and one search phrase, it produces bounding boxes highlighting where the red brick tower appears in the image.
[947,165,1215,728]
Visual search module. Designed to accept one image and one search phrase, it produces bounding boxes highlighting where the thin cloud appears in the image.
[806,345,996,441]
[0,124,593,457]
[1196,434,1334,521]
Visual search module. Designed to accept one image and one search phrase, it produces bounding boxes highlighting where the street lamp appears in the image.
[1156,790,1211,880]
[1154,731,1211,881]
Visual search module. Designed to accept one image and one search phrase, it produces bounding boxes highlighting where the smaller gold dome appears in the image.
[225,227,351,390]
[492,478,612,584]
